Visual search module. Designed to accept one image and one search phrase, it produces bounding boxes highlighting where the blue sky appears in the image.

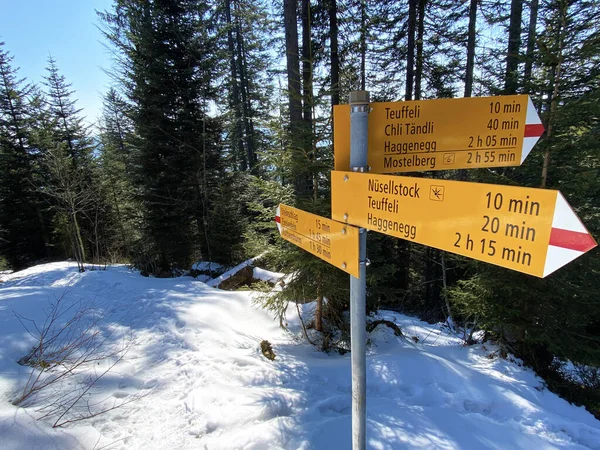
[0,0,114,126]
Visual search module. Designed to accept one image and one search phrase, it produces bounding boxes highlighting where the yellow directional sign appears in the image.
[276,204,360,277]
[334,95,544,173]
[331,171,596,277]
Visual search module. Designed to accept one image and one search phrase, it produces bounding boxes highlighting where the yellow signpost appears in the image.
[330,91,593,450]
[334,95,545,173]
[331,171,596,277]
[276,204,360,277]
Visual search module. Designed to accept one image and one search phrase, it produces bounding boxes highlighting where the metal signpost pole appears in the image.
[349,91,369,450]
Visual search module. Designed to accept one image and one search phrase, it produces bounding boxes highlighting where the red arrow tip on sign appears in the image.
[544,193,597,277]
[549,228,597,253]
[521,98,545,164]
[524,124,545,138]
[275,205,282,233]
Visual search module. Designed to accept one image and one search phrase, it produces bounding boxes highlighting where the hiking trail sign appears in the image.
[276,204,360,277]
[330,90,592,450]
[331,171,597,277]
[334,95,544,173]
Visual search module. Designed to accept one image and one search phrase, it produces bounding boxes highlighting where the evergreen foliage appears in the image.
[0,0,598,415]
[41,58,101,270]
[97,88,138,261]
[444,0,600,414]
[0,43,48,269]
[100,0,228,272]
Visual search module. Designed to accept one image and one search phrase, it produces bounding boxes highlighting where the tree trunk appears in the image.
[315,295,323,332]
[284,0,302,126]
[301,0,313,126]
[360,0,367,90]
[541,2,566,188]
[464,0,477,97]
[504,0,523,94]
[284,0,310,196]
[234,0,256,170]
[424,247,436,304]
[405,0,417,100]
[225,0,246,171]
[414,0,426,100]
[541,65,562,188]
[523,0,539,92]
[93,207,101,264]
[441,251,453,330]
[109,179,128,256]
[458,0,478,182]
[329,0,339,108]
[71,211,86,269]
[396,0,419,289]
[301,0,316,199]
[35,206,51,258]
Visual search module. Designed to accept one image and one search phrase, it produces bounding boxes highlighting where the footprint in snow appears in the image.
[113,390,130,399]
[462,399,493,416]
[317,395,351,416]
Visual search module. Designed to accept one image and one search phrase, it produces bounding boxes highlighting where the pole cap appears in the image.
[349,91,370,105]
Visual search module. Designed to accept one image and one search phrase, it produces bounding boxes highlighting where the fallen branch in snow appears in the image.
[366,320,403,337]
[207,253,266,288]
[218,266,255,290]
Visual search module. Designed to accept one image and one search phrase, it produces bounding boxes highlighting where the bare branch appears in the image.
[11,290,145,426]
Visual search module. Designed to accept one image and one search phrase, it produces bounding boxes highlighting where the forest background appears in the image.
[1,0,599,417]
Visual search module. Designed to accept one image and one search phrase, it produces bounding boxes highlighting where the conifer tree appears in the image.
[0,43,48,269]
[218,0,275,174]
[100,0,230,272]
[97,88,137,260]
[43,57,93,163]
[447,0,600,402]
[40,57,99,269]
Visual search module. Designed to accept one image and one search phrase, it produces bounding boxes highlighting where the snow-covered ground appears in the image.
[0,262,599,449]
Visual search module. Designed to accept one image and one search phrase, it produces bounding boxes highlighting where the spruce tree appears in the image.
[447,0,600,398]
[217,0,276,175]
[100,0,229,272]
[97,88,138,261]
[43,57,93,163]
[41,57,102,269]
[0,43,47,269]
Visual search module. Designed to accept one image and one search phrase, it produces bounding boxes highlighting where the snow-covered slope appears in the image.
[0,262,599,449]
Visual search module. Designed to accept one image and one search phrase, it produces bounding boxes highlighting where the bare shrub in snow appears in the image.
[12,289,146,427]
